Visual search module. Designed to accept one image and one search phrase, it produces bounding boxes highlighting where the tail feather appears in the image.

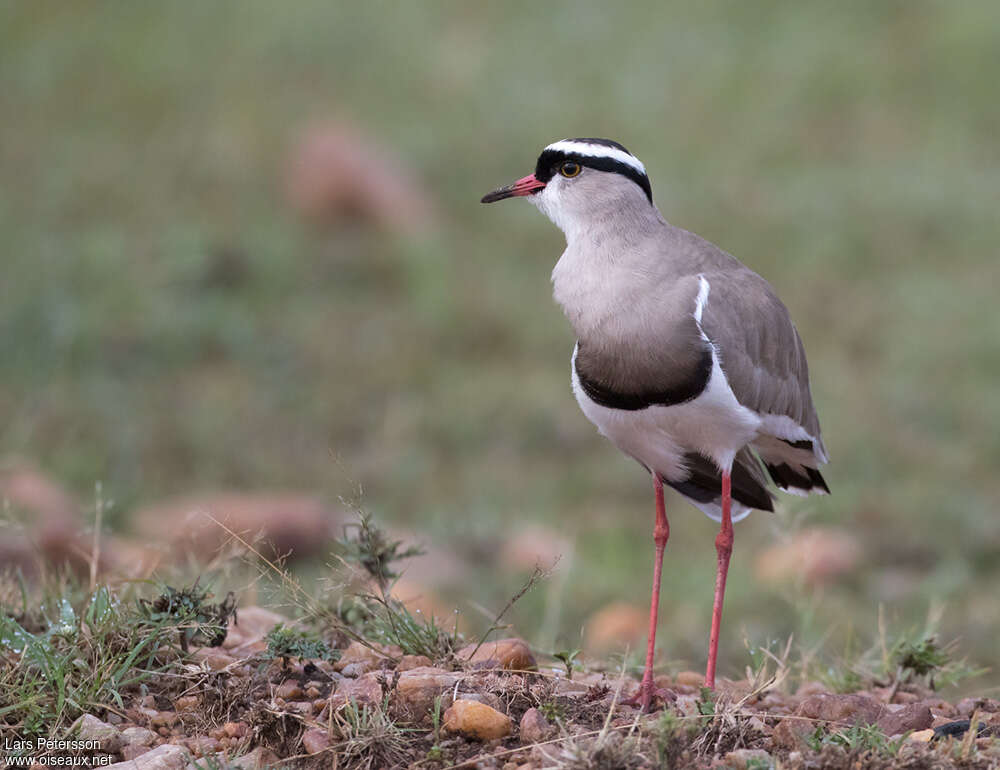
[664,447,775,513]
[753,434,830,495]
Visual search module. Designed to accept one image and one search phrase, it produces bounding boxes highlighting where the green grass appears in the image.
[0,579,187,737]
[2,2,999,688]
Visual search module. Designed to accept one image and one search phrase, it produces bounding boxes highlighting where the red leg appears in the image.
[704,470,733,689]
[633,472,670,711]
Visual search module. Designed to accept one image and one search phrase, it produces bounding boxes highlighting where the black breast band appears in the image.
[574,345,713,411]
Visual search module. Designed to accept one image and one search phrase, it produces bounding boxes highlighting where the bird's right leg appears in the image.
[624,471,672,711]
[704,469,733,689]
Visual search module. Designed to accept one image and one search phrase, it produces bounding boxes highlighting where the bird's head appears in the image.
[481,138,653,236]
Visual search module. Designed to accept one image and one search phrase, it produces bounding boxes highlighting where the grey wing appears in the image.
[700,269,830,495]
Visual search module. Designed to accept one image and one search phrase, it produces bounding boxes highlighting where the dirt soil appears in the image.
[14,606,998,770]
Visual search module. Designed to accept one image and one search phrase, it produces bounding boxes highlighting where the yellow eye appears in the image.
[559,161,582,178]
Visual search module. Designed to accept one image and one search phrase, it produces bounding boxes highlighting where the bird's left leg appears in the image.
[704,469,733,689]
[623,472,675,711]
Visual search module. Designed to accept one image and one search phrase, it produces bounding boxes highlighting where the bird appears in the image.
[481,138,829,711]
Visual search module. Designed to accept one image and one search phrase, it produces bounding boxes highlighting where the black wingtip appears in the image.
[765,462,831,495]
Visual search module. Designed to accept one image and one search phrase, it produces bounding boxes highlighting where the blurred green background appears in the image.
[2,3,999,686]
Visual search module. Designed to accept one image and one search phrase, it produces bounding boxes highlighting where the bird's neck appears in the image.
[551,206,669,342]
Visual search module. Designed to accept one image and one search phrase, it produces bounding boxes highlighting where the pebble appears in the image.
[120,726,158,749]
[458,638,537,671]
[71,714,122,753]
[519,707,553,744]
[327,671,383,710]
[275,680,303,700]
[120,744,154,762]
[287,700,317,715]
[796,693,884,726]
[334,640,401,673]
[956,697,1000,717]
[397,654,434,671]
[301,728,332,755]
[772,718,812,750]
[878,702,933,735]
[673,670,704,688]
[443,698,513,741]
[795,680,828,697]
[149,710,177,728]
[190,647,238,671]
[223,721,248,738]
[173,695,200,713]
[393,666,463,719]
[231,747,281,768]
[104,743,189,770]
[183,736,222,757]
[340,662,368,678]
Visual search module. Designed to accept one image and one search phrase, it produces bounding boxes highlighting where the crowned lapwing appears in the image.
[482,138,829,710]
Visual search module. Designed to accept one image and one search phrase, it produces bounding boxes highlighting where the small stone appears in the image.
[305,685,321,699]
[795,680,828,697]
[334,640,400,673]
[286,700,317,715]
[71,714,122,753]
[674,671,704,688]
[173,695,200,713]
[443,699,513,741]
[328,672,383,710]
[105,743,189,770]
[190,647,237,670]
[878,702,933,735]
[519,708,553,744]
[796,693,884,726]
[393,666,463,720]
[227,606,290,644]
[747,716,772,736]
[397,654,433,671]
[149,710,177,728]
[955,697,999,717]
[275,680,304,700]
[908,729,935,743]
[891,690,921,704]
[674,695,701,718]
[183,736,222,757]
[120,726,158,749]
[134,705,159,723]
[453,692,504,711]
[231,747,281,769]
[301,728,332,755]
[723,748,773,769]
[772,717,812,750]
[120,744,153,762]
[458,639,536,671]
[223,721,247,738]
[340,662,368,678]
